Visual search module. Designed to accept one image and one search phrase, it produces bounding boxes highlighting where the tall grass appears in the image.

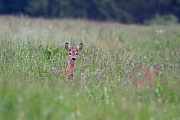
[0,16,180,120]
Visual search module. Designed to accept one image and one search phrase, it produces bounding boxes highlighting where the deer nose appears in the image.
[72,58,76,61]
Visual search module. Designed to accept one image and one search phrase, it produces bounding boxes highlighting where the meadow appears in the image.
[0,16,180,120]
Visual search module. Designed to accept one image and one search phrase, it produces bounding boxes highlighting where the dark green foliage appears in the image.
[0,0,179,24]
[39,45,63,60]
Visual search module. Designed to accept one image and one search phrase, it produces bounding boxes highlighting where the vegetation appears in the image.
[0,0,180,24]
[0,16,180,120]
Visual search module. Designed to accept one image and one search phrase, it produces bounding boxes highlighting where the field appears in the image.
[0,16,180,120]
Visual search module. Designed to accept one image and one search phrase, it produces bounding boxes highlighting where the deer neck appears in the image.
[65,60,76,75]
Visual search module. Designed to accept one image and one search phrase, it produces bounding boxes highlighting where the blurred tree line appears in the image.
[0,0,179,24]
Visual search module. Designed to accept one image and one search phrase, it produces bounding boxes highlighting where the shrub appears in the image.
[145,14,179,25]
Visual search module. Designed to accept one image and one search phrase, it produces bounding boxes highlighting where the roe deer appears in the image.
[64,42,83,80]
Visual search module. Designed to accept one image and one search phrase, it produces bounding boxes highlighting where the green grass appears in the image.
[0,16,180,120]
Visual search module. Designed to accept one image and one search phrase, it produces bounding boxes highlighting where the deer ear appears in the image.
[76,43,83,51]
[65,43,71,51]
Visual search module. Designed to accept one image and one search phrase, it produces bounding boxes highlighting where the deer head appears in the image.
[65,43,83,62]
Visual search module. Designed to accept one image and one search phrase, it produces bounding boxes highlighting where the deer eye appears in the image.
[76,53,78,55]
[69,53,71,55]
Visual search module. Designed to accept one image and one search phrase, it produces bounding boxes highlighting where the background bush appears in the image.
[145,14,179,25]
[0,0,179,24]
